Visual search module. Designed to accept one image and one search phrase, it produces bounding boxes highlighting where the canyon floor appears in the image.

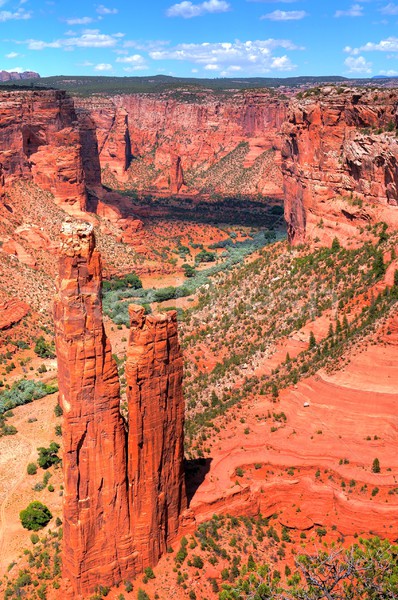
[1,188,398,599]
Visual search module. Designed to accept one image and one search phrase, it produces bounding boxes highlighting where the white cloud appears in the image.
[271,55,294,69]
[94,62,112,71]
[96,5,118,15]
[380,3,398,15]
[0,8,31,21]
[5,51,20,58]
[204,63,219,69]
[123,40,169,52]
[4,66,24,73]
[166,0,230,18]
[65,17,94,25]
[150,39,301,73]
[116,53,145,64]
[347,36,398,53]
[344,55,372,73]
[261,10,307,20]
[247,0,298,2]
[116,53,147,71]
[22,29,123,50]
[380,69,398,75]
[335,4,363,17]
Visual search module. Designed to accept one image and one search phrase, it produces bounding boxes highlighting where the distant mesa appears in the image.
[0,70,40,82]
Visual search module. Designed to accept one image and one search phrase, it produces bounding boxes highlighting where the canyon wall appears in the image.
[282,87,398,244]
[75,91,287,195]
[0,90,88,215]
[54,221,186,596]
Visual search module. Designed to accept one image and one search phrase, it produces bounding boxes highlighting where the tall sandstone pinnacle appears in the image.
[126,305,186,571]
[54,220,134,593]
[54,220,186,596]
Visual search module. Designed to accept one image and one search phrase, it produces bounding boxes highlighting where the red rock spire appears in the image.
[54,222,186,596]
[126,305,186,571]
[54,220,134,594]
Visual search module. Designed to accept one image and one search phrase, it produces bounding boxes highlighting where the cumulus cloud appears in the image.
[346,36,398,54]
[65,17,94,25]
[150,39,301,73]
[380,3,398,15]
[261,9,307,20]
[166,0,230,18]
[94,62,112,71]
[379,69,398,75]
[4,66,24,73]
[0,8,31,21]
[115,53,147,70]
[22,29,123,50]
[344,55,372,73]
[5,51,20,58]
[335,4,363,17]
[123,40,170,52]
[96,5,118,15]
[247,0,299,3]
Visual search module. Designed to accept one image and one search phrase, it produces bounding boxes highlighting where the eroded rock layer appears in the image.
[0,90,87,215]
[126,305,186,571]
[282,87,398,244]
[54,221,134,593]
[54,223,186,596]
[76,91,287,195]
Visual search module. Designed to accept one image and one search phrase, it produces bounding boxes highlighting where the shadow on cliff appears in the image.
[184,457,212,506]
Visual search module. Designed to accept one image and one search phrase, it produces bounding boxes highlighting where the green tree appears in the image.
[331,237,341,252]
[37,442,60,469]
[20,501,52,531]
[309,331,316,349]
[372,457,381,473]
[373,251,386,278]
[34,336,55,359]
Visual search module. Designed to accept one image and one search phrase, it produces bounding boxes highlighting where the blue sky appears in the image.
[2,1,398,78]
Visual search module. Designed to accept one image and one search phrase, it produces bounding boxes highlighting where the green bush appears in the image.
[54,403,63,417]
[103,272,142,291]
[20,501,52,531]
[37,442,60,469]
[0,379,58,415]
[34,336,55,359]
[27,462,37,475]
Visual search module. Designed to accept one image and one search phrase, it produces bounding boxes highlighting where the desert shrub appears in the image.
[20,501,52,531]
[103,272,142,291]
[54,403,63,417]
[27,462,37,475]
[37,442,61,469]
[195,249,216,264]
[0,379,58,415]
[34,336,55,359]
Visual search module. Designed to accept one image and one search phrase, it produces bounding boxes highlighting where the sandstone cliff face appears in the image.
[54,222,186,596]
[0,298,29,330]
[126,305,186,571]
[76,91,287,195]
[0,90,87,215]
[54,221,134,593]
[282,88,398,244]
